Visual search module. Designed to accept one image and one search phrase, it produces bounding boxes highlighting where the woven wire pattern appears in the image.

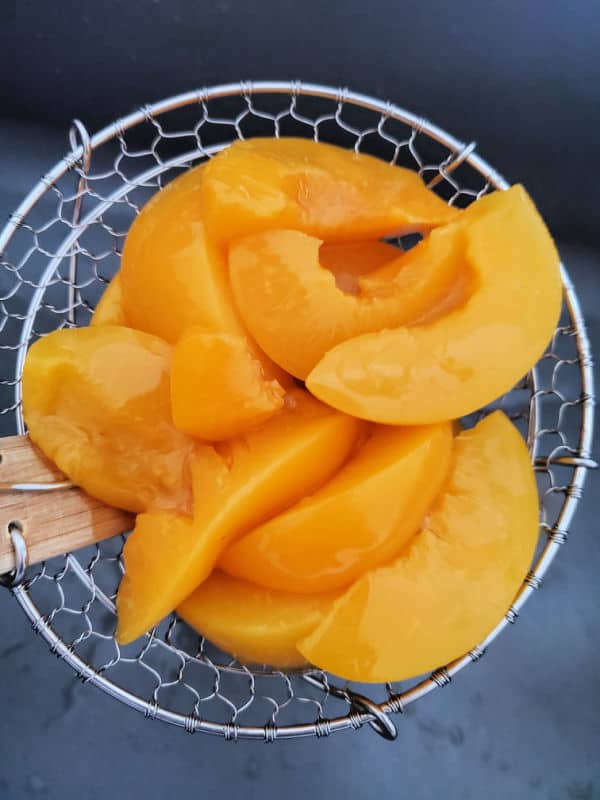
[0,83,594,740]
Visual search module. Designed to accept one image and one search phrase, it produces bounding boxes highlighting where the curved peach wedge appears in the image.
[22,326,197,514]
[91,273,127,327]
[177,572,338,669]
[171,327,286,441]
[120,166,237,343]
[200,138,459,243]
[116,391,363,643]
[221,422,453,593]
[307,185,562,423]
[298,411,539,682]
[117,512,197,644]
[230,227,462,378]
[120,166,287,436]
[190,391,363,572]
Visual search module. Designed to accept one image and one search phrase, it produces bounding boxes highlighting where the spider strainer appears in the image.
[0,81,595,741]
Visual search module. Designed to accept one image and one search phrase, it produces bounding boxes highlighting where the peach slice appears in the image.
[221,422,453,593]
[22,326,198,514]
[91,273,128,327]
[120,166,237,343]
[177,571,338,669]
[229,227,463,379]
[116,391,362,643]
[117,512,197,644]
[171,327,286,441]
[120,165,287,436]
[200,138,459,243]
[298,411,539,682]
[189,391,363,573]
[307,185,562,423]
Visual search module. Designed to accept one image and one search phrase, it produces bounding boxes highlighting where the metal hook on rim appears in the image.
[427,140,477,189]
[346,691,398,740]
[68,119,92,174]
[0,521,28,589]
[303,673,397,740]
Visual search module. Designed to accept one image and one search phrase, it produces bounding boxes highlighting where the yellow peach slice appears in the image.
[120,166,237,343]
[120,166,287,435]
[190,391,363,572]
[22,326,197,514]
[171,327,286,441]
[221,422,453,593]
[116,391,363,643]
[200,138,459,243]
[178,571,338,668]
[229,227,463,379]
[298,411,539,682]
[307,185,562,423]
[117,512,197,644]
[91,273,128,327]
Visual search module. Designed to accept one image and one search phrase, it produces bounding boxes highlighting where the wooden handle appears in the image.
[0,435,133,574]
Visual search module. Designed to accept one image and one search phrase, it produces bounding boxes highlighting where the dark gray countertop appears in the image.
[0,2,599,795]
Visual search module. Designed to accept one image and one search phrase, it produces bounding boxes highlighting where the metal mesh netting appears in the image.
[0,82,594,741]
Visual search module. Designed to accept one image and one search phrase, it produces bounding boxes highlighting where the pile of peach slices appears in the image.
[22,139,562,682]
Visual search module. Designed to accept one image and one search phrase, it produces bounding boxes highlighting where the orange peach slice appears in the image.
[91,273,128,327]
[307,185,562,423]
[117,512,197,644]
[298,411,539,682]
[200,138,459,243]
[229,227,463,378]
[120,166,237,343]
[178,571,338,669]
[120,166,287,436]
[22,326,197,514]
[221,422,452,593]
[190,391,363,573]
[171,327,286,441]
[116,391,363,643]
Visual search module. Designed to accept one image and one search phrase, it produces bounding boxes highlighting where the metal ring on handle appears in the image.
[0,522,28,588]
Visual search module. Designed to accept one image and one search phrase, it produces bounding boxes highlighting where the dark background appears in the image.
[0,1,599,798]
[1,0,599,247]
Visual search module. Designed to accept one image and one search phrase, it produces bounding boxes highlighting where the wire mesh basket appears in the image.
[0,81,595,741]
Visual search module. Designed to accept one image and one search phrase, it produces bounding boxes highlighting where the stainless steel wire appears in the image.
[0,81,594,740]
